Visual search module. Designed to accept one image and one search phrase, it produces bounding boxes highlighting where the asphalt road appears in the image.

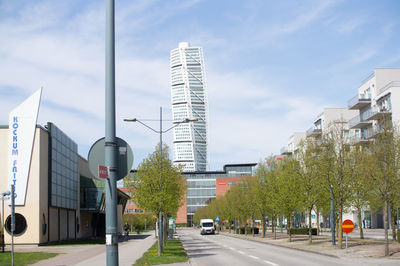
[178,228,399,266]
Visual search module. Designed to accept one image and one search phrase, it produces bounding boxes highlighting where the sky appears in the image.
[1,0,400,171]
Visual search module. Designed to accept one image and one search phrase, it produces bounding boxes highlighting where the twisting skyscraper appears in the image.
[170,42,208,171]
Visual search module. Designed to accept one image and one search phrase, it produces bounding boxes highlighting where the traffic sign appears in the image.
[342,219,355,234]
[88,137,133,180]
[216,217,220,221]
[98,165,109,179]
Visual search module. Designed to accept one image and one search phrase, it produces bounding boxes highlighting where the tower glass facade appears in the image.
[170,42,208,172]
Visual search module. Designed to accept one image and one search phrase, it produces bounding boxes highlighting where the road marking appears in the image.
[238,251,245,255]
[248,255,259,260]
[229,247,235,250]
[263,260,279,266]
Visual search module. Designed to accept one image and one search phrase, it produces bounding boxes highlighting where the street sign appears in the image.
[342,219,355,234]
[98,165,109,179]
[88,137,133,180]
[216,217,220,221]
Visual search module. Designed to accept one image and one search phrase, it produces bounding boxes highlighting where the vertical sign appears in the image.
[8,88,42,205]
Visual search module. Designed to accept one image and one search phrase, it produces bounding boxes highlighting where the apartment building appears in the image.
[281,68,400,229]
[347,68,400,144]
[280,132,306,156]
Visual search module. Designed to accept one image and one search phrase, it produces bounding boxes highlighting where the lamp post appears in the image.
[124,107,196,255]
[1,191,10,253]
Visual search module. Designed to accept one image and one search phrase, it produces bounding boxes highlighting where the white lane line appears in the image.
[248,255,259,260]
[238,251,245,255]
[263,260,279,266]
[229,247,235,250]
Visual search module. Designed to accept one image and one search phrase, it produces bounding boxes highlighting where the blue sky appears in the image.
[1,0,400,170]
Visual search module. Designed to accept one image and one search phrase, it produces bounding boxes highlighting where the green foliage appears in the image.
[123,213,156,231]
[397,229,400,243]
[289,228,317,235]
[124,143,186,218]
[175,223,187,228]
[134,239,188,265]
[0,252,58,265]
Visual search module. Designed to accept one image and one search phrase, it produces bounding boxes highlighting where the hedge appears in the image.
[289,228,317,235]
[239,227,259,234]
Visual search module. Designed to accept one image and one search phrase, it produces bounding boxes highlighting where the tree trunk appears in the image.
[308,207,312,244]
[384,200,389,256]
[288,215,292,242]
[316,209,320,236]
[338,208,343,249]
[229,220,231,234]
[391,206,397,241]
[273,213,277,240]
[262,210,266,238]
[357,206,364,239]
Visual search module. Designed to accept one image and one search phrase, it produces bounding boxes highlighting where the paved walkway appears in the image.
[24,232,157,266]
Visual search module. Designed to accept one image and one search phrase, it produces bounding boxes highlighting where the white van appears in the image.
[200,219,215,235]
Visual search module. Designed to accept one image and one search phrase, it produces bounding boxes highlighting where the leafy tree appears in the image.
[296,138,322,243]
[124,143,186,255]
[276,157,302,242]
[365,121,400,256]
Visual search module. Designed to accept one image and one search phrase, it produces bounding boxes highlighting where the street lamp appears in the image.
[1,191,10,253]
[124,107,196,255]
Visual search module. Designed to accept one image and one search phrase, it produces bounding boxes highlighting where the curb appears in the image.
[219,232,340,259]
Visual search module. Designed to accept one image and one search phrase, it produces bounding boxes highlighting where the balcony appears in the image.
[348,93,371,110]
[348,115,372,129]
[306,126,322,137]
[280,146,292,155]
[349,135,370,145]
[365,126,382,139]
[363,106,391,121]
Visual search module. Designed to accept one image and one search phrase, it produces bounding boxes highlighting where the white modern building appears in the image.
[170,42,208,172]
[280,132,306,156]
[347,68,400,145]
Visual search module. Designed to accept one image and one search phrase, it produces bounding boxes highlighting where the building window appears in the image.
[5,213,27,236]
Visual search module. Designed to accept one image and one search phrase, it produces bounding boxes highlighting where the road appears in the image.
[178,228,399,266]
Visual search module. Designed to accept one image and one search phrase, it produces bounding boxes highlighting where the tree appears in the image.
[296,138,322,243]
[124,143,186,255]
[276,157,302,242]
[348,145,370,239]
[365,121,400,256]
[255,159,272,238]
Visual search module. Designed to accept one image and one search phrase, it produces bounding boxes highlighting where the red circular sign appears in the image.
[342,219,355,233]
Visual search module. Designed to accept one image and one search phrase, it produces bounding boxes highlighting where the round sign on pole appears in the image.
[342,219,355,234]
[88,137,133,180]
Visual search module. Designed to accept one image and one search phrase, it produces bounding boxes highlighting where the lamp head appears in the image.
[123,118,137,122]
[184,117,198,123]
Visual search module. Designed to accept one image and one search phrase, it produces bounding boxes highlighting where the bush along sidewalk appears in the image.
[134,238,188,265]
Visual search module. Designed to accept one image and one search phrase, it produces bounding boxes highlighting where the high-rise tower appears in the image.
[170,42,208,171]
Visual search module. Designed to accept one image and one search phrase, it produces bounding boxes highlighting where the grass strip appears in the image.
[134,239,188,265]
[0,252,58,266]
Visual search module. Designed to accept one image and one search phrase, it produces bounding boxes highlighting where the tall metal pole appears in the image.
[158,107,163,255]
[330,185,336,246]
[105,0,118,264]
[11,185,15,266]
[1,195,4,253]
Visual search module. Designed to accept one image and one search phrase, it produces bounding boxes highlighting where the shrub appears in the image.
[397,229,400,243]
[239,227,260,234]
[289,228,317,235]
[176,223,187,228]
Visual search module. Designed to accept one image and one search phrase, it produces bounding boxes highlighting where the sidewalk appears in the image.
[24,232,157,266]
[219,229,400,259]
